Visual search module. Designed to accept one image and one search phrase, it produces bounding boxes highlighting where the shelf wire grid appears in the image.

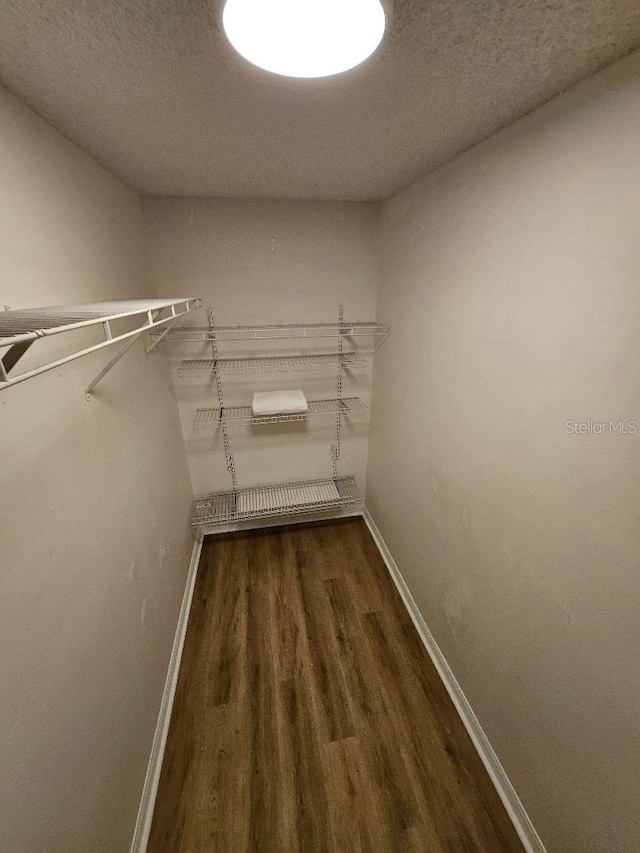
[0,298,201,390]
[0,300,198,345]
[192,476,361,528]
[153,321,390,343]
[178,352,367,377]
[193,396,368,429]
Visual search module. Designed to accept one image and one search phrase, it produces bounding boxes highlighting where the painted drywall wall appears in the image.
[0,87,194,852]
[367,50,640,853]
[143,198,379,503]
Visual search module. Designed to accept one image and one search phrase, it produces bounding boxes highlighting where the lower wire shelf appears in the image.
[192,475,361,529]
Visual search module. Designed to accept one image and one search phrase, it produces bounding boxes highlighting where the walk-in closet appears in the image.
[2,2,640,852]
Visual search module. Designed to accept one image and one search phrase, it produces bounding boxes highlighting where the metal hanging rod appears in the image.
[178,352,368,377]
[192,475,361,529]
[193,396,369,429]
[0,298,201,391]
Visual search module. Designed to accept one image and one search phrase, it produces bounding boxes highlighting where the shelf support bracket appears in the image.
[85,332,145,400]
[374,327,391,351]
[144,315,181,357]
[1,340,34,378]
[85,310,161,400]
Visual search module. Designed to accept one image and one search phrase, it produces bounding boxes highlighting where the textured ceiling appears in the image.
[1,0,639,200]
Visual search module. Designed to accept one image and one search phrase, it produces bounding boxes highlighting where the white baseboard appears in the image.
[362,508,546,853]
[129,531,204,853]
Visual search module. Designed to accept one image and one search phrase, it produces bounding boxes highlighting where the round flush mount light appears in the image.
[222,0,387,79]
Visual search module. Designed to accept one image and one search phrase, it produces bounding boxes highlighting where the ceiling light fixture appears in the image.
[222,0,387,79]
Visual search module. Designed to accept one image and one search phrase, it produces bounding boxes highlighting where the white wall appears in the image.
[143,198,379,502]
[367,51,640,852]
[0,87,194,852]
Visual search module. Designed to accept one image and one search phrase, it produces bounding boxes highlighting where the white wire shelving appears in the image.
[178,351,367,377]
[193,396,369,429]
[192,475,361,529]
[154,320,390,348]
[0,298,201,393]
[183,308,389,532]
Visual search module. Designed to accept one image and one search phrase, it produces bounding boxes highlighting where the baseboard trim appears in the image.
[129,531,204,853]
[362,508,546,853]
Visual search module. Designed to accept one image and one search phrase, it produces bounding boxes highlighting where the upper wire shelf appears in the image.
[153,320,390,345]
[0,298,201,391]
[0,300,199,345]
[193,396,368,429]
[178,352,368,377]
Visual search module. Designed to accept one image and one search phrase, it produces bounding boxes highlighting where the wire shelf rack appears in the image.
[193,396,369,429]
[154,321,390,344]
[0,298,201,391]
[178,352,367,377]
[0,299,200,344]
[192,476,361,528]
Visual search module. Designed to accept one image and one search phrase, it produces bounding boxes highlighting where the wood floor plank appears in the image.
[277,675,331,852]
[289,529,356,742]
[320,737,363,853]
[148,518,525,853]
[200,538,248,709]
[179,703,249,853]
[244,530,285,852]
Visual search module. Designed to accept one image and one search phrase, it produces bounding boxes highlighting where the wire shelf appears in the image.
[0,298,201,391]
[178,352,367,377]
[154,321,390,343]
[0,300,199,345]
[193,396,369,429]
[192,476,361,528]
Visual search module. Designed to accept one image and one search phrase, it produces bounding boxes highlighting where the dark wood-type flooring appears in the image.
[148,518,524,853]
